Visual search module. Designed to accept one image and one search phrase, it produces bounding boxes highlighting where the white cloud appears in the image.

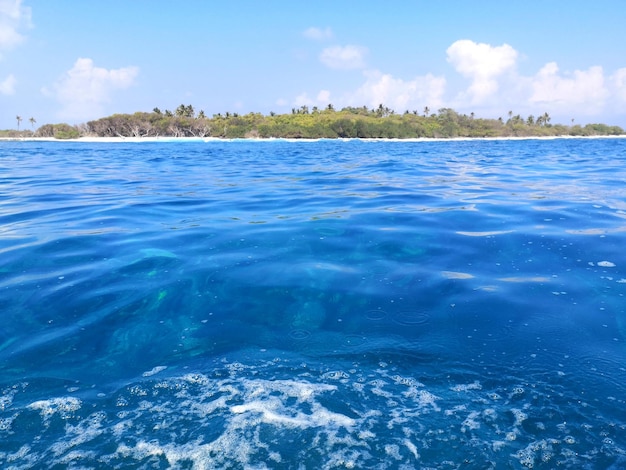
[275,98,289,107]
[292,71,445,112]
[611,68,626,102]
[0,73,16,94]
[303,26,333,41]
[446,39,518,104]
[349,70,446,111]
[46,58,139,121]
[288,37,625,124]
[316,89,331,103]
[320,45,368,70]
[530,62,608,113]
[293,92,313,107]
[293,90,332,108]
[0,0,31,56]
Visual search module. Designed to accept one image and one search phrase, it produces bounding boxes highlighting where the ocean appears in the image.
[1,138,625,469]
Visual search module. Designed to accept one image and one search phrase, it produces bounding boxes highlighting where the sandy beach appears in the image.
[2,135,626,144]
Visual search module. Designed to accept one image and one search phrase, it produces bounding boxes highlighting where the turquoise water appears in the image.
[1,138,625,468]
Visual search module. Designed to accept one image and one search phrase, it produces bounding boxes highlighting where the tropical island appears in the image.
[3,104,625,140]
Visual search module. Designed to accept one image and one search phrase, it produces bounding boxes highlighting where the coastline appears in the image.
[1,135,626,143]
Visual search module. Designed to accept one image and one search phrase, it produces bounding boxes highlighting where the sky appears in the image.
[2,0,626,130]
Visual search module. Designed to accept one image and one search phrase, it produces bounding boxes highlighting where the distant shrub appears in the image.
[53,123,80,139]
[34,123,80,139]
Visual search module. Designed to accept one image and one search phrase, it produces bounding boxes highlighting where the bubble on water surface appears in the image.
[597,261,616,267]
[2,356,626,468]
[27,396,82,424]
[342,334,367,348]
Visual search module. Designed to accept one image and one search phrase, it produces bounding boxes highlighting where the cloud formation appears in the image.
[0,73,16,94]
[530,62,608,113]
[349,70,446,111]
[303,26,333,41]
[293,89,332,108]
[46,58,139,121]
[293,35,625,123]
[0,0,31,57]
[612,68,626,103]
[446,39,518,104]
[320,45,368,70]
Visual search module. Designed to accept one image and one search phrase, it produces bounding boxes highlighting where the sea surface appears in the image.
[1,138,626,469]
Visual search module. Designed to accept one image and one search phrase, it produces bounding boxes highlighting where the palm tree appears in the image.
[29,117,36,130]
[16,115,22,131]
[423,106,430,117]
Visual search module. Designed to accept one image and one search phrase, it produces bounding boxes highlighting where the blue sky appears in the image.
[2,0,626,129]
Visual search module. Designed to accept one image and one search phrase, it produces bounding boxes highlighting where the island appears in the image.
[3,104,625,140]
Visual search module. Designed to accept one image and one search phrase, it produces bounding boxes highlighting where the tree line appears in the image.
[4,104,625,139]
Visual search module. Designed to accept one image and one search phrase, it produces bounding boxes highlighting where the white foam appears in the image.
[451,380,482,392]
[230,379,353,429]
[27,396,82,423]
[233,399,315,427]
[598,261,616,267]
[403,438,420,459]
[384,444,402,460]
[50,411,106,457]
[4,357,625,468]
[142,365,167,377]
[456,230,513,237]
[0,392,14,412]
[441,270,475,279]
[461,411,482,431]
[511,408,528,427]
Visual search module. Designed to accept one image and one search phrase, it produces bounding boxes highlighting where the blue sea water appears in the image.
[1,138,626,469]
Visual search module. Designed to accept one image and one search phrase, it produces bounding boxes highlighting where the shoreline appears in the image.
[1,135,626,143]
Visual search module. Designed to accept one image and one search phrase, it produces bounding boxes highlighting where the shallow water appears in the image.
[1,138,625,468]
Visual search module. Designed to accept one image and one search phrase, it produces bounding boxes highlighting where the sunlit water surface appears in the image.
[1,138,626,469]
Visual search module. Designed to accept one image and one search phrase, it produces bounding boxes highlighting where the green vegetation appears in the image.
[82,105,625,139]
[3,105,625,139]
[36,123,81,140]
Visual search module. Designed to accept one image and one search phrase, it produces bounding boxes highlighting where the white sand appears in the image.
[1,135,625,143]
